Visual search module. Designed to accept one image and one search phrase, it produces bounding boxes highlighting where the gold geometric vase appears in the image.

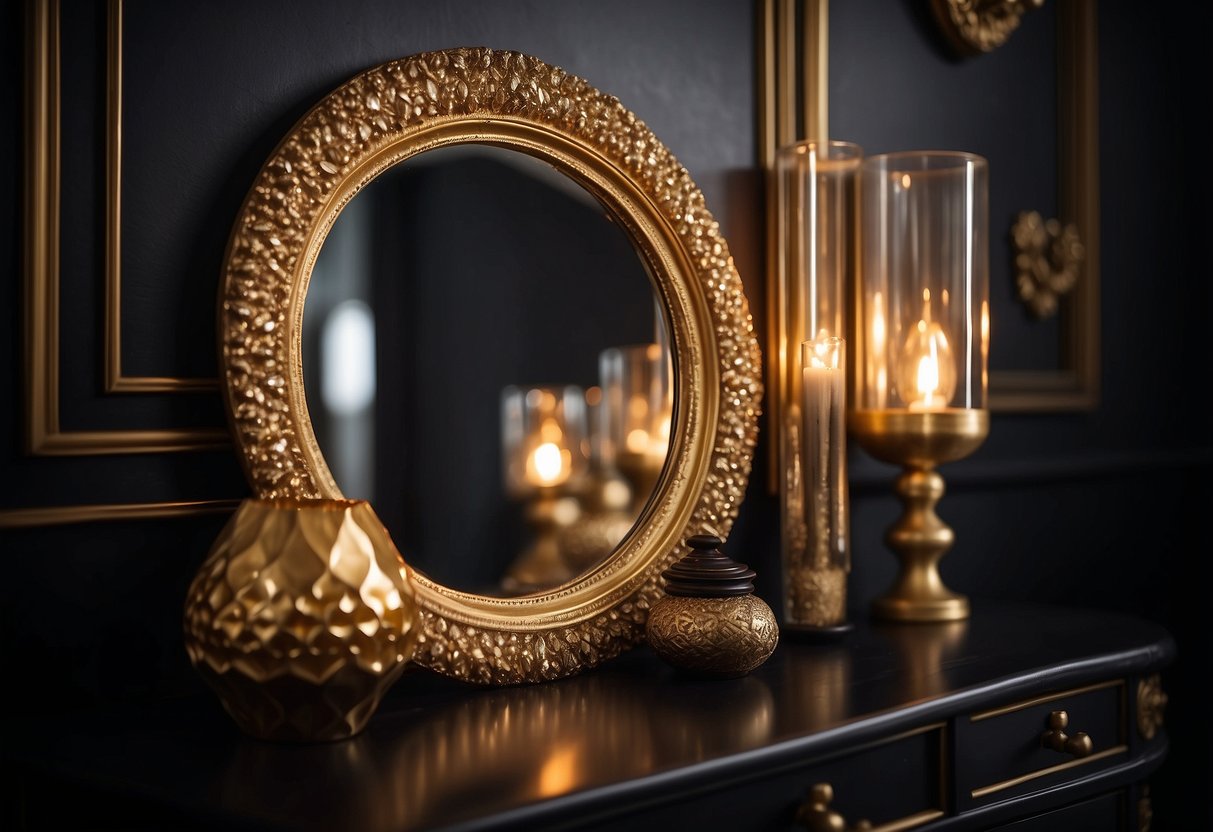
[183,498,420,742]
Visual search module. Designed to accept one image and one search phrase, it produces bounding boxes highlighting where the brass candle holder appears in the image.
[849,409,987,621]
[500,385,589,594]
[854,150,990,623]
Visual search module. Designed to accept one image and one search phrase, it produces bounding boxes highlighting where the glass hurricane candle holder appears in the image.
[774,139,862,634]
[500,385,590,593]
[852,151,990,623]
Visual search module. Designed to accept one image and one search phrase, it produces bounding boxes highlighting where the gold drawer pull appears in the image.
[796,783,873,832]
[1041,710,1094,758]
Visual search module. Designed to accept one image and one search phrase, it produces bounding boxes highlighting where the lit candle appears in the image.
[897,289,956,410]
[789,335,849,628]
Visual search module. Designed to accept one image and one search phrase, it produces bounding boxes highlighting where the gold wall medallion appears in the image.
[218,48,762,685]
[1012,210,1084,319]
[929,0,1045,57]
[1136,674,1167,741]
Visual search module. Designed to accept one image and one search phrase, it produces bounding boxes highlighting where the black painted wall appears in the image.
[2,0,1209,828]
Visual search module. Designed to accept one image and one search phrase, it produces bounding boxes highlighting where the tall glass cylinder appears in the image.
[774,139,861,632]
[854,151,989,414]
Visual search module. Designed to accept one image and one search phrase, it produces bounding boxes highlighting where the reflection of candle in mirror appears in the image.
[896,289,956,410]
[525,418,573,488]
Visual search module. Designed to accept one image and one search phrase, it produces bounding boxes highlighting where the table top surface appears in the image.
[3,600,1175,832]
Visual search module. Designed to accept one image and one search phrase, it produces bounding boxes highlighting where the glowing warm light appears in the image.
[527,441,569,487]
[536,744,581,797]
[896,289,956,409]
[626,428,650,454]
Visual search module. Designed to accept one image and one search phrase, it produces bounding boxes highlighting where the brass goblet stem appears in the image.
[849,409,989,623]
[876,465,967,622]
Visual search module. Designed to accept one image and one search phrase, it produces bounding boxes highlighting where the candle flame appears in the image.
[528,442,569,486]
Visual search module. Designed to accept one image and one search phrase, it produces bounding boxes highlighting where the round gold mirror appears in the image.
[219,48,761,685]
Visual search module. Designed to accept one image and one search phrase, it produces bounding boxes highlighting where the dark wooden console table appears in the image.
[3,601,1174,831]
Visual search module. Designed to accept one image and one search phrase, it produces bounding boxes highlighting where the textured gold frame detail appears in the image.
[23,0,227,457]
[219,47,762,685]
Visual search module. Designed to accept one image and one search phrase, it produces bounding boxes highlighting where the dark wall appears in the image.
[2,0,1209,828]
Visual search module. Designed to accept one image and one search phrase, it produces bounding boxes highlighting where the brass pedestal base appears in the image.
[849,409,989,623]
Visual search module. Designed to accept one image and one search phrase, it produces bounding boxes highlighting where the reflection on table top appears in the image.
[4,601,1174,832]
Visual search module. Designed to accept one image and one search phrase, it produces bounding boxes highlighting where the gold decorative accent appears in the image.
[219,47,762,685]
[969,679,1122,722]
[0,499,240,529]
[646,595,779,678]
[929,0,1045,57]
[1041,709,1094,758]
[183,498,418,742]
[1137,674,1167,740]
[797,783,871,831]
[1012,210,1084,319]
[23,0,227,457]
[1139,784,1153,832]
[848,409,989,622]
[970,745,1127,799]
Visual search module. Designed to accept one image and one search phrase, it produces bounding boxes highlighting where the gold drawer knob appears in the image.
[796,783,873,832]
[1041,710,1094,758]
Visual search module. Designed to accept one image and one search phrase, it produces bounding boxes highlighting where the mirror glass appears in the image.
[302,145,674,597]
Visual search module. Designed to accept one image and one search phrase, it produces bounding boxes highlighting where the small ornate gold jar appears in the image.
[646,534,779,678]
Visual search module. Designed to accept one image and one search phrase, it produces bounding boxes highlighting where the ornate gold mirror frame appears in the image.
[218,47,762,686]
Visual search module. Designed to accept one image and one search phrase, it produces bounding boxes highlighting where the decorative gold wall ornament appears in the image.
[183,498,419,742]
[1136,673,1167,741]
[1012,210,1084,319]
[219,48,762,685]
[929,0,1045,57]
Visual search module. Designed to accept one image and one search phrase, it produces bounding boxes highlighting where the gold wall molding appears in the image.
[0,499,240,529]
[103,0,215,394]
[24,0,228,456]
[760,0,828,491]
[990,1,1100,411]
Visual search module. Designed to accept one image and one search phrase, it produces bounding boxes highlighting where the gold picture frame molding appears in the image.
[760,0,1100,458]
[23,0,226,459]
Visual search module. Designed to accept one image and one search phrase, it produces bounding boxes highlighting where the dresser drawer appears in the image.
[578,723,947,831]
[957,680,1127,810]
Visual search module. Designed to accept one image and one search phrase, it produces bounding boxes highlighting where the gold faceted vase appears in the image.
[183,498,419,742]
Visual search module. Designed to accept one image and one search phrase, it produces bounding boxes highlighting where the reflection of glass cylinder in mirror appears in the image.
[555,386,637,575]
[599,343,673,515]
[500,385,590,594]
